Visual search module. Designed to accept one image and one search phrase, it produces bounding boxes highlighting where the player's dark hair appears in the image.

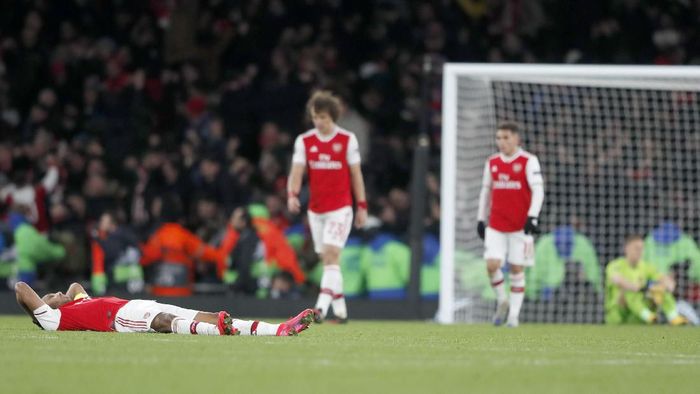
[497,121,520,134]
[624,234,644,245]
[307,90,341,121]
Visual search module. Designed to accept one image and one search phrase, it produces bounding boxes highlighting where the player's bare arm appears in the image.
[350,163,367,228]
[287,163,305,214]
[15,281,47,324]
[610,275,642,292]
[65,282,88,300]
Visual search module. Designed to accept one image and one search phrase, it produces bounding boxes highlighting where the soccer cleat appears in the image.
[277,308,315,336]
[217,311,238,335]
[506,318,519,328]
[313,308,324,324]
[669,316,688,326]
[492,300,509,326]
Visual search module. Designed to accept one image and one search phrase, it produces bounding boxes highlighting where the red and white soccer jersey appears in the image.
[292,127,361,214]
[481,149,543,232]
[34,296,129,331]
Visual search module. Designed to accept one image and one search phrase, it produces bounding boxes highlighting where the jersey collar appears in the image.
[499,148,523,163]
[315,126,339,142]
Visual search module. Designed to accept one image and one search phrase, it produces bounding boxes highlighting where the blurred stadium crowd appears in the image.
[1,0,700,298]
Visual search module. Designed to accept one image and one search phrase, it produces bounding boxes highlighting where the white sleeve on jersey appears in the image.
[292,135,306,165]
[477,161,492,221]
[347,133,361,165]
[526,156,544,217]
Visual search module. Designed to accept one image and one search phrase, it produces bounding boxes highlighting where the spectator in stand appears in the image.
[7,206,65,286]
[1,156,59,233]
[221,204,306,289]
[90,210,143,296]
[220,207,263,296]
[140,194,225,296]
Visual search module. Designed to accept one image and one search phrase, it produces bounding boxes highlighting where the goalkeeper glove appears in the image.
[477,221,486,240]
[645,280,666,306]
[524,217,539,235]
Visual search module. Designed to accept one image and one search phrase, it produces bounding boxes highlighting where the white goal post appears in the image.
[439,64,700,324]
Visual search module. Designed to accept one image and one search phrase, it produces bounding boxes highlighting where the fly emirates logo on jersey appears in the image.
[309,152,343,170]
[492,170,523,190]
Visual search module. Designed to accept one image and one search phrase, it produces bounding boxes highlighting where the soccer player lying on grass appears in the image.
[605,235,687,325]
[15,281,314,336]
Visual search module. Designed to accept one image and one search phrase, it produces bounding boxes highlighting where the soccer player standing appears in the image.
[476,122,544,327]
[287,91,367,323]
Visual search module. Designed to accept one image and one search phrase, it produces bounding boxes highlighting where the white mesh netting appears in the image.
[440,65,700,324]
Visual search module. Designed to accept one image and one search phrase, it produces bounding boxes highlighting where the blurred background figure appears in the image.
[90,210,143,296]
[140,194,224,296]
[221,207,263,296]
[7,206,65,286]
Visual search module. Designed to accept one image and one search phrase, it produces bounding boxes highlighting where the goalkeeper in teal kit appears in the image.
[605,235,687,325]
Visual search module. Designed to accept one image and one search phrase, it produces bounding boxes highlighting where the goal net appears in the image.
[439,64,700,324]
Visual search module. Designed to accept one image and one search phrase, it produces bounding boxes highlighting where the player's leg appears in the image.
[604,305,625,324]
[659,292,686,325]
[621,291,656,324]
[115,300,234,335]
[310,207,353,322]
[324,207,353,322]
[504,232,534,327]
[194,312,281,336]
[319,246,345,322]
[149,302,234,335]
[158,302,313,336]
[149,312,231,335]
[220,310,315,336]
[308,210,331,320]
[162,311,235,335]
[484,227,508,325]
[506,264,525,327]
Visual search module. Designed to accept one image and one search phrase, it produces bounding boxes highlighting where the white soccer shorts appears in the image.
[308,206,354,253]
[114,300,199,333]
[483,227,535,267]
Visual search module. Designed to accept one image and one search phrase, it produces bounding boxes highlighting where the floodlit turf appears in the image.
[0,316,698,394]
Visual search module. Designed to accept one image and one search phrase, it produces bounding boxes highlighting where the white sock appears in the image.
[489,269,507,303]
[332,295,347,319]
[232,319,281,336]
[315,265,340,318]
[329,265,347,319]
[171,318,220,335]
[508,272,525,323]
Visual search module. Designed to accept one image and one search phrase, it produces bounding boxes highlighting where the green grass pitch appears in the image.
[1,315,698,394]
